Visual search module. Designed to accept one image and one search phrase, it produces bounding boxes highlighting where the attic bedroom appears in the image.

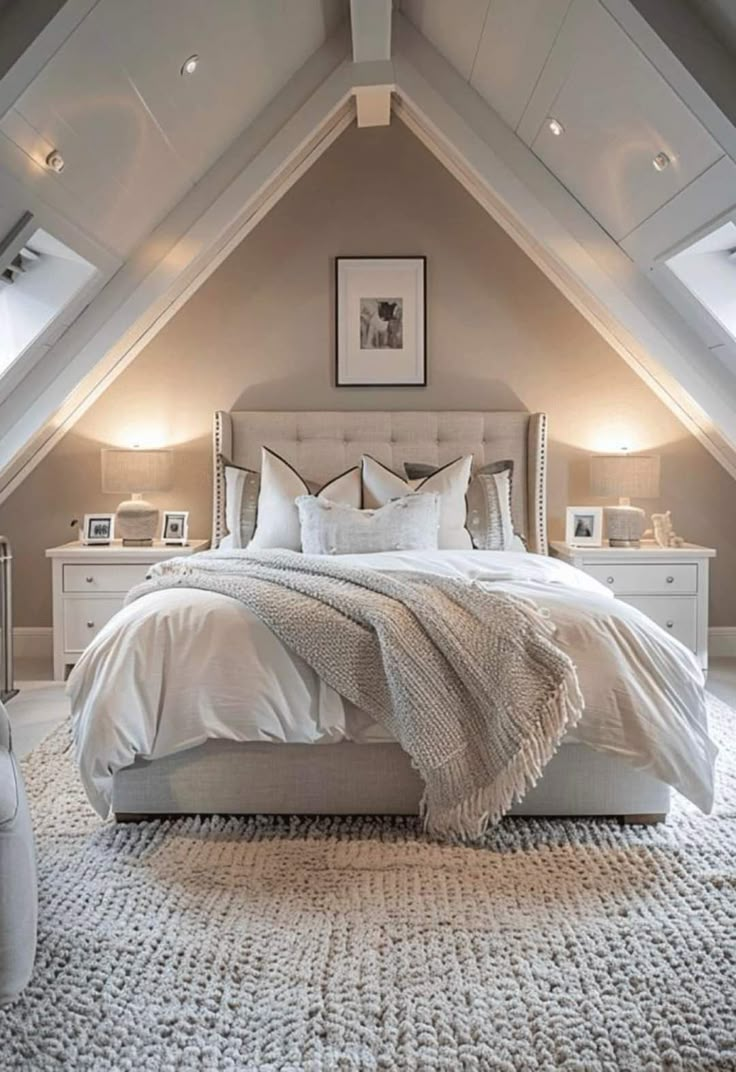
[0,1,734,1068]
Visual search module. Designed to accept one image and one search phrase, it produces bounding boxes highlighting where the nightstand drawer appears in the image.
[63,598,125,650]
[63,563,151,593]
[586,562,697,595]
[624,596,697,652]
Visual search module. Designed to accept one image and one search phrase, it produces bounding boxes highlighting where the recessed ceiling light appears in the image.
[180,54,199,76]
[45,149,65,173]
[548,118,564,136]
[653,152,671,172]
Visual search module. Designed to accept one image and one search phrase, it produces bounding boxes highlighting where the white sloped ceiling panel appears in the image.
[470,0,572,130]
[401,0,491,81]
[522,0,723,241]
[0,0,345,257]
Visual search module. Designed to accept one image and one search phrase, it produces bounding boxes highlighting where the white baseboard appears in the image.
[709,627,736,658]
[13,627,53,660]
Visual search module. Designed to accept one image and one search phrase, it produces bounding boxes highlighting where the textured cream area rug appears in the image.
[2,699,735,1071]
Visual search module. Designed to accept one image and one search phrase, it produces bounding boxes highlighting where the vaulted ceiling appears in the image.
[1,0,736,501]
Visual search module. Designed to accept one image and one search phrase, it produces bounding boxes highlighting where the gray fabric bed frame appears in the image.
[112,410,670,824]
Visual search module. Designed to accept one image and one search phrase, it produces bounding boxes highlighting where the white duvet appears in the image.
[68,549,717,818]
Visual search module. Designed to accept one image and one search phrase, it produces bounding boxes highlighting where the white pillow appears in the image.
[249,447,362,551]
[297,492,440,555]
[361,454,473,549]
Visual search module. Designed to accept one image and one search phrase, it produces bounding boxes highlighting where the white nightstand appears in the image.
[46,539,209,680]
[550,541,716,670]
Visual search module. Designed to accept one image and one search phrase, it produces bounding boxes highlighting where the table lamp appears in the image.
[590,452,660,547]
[101,448,173,545]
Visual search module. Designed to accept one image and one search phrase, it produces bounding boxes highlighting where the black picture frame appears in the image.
[335,256,427,387]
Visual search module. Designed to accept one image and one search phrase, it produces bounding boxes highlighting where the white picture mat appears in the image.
[566,506,603,546]
[337,258,425,385]
[162,510,189,544]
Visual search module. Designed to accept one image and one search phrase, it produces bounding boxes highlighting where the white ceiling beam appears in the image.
[350,0,394,126]
[352,60,395,128]
[354,85,392,127]
[350,0,392,63]
[393,14,736,478]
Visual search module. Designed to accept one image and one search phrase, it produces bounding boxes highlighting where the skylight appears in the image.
[665,220,736,351]
[0,226,97,379]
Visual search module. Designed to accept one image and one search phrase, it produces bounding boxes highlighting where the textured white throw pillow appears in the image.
[249,447,362,551]
[297,493,441,555]
[361,454,473,549]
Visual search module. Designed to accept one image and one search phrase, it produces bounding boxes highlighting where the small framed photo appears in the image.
[335,256,426,386]
[82,513,115,545]
[566,506,603,547]
[162,510,189,545]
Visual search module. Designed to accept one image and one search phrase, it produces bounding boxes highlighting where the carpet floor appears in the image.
[2,699,735,1071]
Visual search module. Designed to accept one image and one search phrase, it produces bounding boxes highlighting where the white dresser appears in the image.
[550,542,715,670]
[46,539,208,680]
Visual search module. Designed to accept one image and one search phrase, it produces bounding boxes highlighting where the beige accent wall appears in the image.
[2,121,734,626]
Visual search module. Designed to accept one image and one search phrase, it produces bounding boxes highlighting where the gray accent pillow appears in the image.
[405,458,514,482]
[404,459,516,550]
[296,492,441,555]
[222,461,260,549]
[465,470,514,550]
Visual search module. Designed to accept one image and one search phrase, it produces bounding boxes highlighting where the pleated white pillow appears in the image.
[249,447,362,551]
[361,454,473,549]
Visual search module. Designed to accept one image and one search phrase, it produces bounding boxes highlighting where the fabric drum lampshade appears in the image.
[101,449,173,545]
[590,453,660,547]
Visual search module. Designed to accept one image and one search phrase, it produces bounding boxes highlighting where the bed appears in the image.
[68,410,717,826]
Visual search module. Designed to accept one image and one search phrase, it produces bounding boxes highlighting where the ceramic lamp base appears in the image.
[116,495,158,545]
[604,504,646,547]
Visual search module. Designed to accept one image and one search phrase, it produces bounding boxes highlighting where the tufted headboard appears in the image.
[213,410,548,554]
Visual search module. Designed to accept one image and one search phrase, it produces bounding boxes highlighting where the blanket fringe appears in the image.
[421,670,586,843]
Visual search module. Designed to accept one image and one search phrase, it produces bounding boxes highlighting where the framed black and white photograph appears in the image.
[335,256,426,386]
[162,510,189,545]
[82,513,115,545]
[566,506,603,547]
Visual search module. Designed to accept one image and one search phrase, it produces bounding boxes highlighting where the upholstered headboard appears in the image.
[213,410,548,554]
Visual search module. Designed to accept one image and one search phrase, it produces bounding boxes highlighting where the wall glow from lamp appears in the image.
[109,423,170,450]
[587,426,642,454]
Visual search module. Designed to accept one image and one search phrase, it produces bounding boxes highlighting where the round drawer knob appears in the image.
[86,620,95,629]
[666,576,674,584]
[666,620,674,629]
[85,576,94,583]
[606,576,614,584]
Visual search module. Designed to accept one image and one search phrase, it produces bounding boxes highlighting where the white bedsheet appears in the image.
[68,550,717,818]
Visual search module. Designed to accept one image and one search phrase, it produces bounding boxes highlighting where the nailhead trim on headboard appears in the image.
[212,411,548,554]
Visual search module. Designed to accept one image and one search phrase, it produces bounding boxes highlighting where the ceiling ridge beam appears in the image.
[350,0,392,63]
[350,0,393,126]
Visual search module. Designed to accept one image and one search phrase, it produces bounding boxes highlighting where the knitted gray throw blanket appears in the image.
[127,550,584,840]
